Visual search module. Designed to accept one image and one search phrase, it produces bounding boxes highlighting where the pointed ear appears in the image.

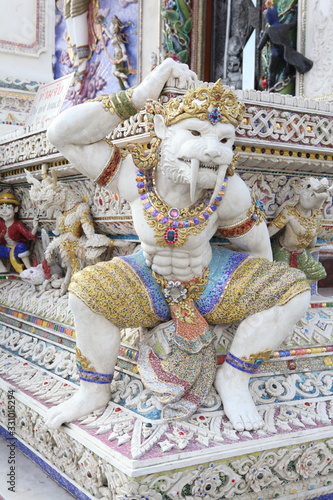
[293,183,302,194]
[154,114,168,139]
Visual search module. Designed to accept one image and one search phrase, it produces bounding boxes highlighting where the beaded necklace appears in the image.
[136,165,228,247]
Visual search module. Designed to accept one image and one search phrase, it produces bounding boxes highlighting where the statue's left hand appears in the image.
[132,58,198,107]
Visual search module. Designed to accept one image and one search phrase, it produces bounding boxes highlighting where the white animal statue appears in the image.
[20,229,64,292]
[25,169,123,295]
[44,58,310,432]
[20,263,46,286]
[268,177,333,282]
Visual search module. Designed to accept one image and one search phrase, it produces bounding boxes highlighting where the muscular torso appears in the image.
[130,196,216,280]
[115,156,253,282]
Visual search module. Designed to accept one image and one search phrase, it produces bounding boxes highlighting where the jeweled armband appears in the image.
[76,44,90,60]
[268,210,287,230]
[94,142,122,187]
[219,196,266,238]
[87,88,138,120]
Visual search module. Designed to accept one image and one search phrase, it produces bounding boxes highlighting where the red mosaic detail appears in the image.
[148,349,192,392]
[287,360,297,370]
[184,391,201,406]
[95,146,121,187]
[164,227,179,245]
[218,216,256,238]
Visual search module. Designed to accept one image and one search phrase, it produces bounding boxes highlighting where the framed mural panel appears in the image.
[297,0,333,100]
[55,0,144,98]
[0,0,47,57]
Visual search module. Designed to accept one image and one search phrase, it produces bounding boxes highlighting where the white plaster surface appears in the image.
[0,0,54,83]
[141,0,161,79]
[0,436,75,499]
[300,0,333,99]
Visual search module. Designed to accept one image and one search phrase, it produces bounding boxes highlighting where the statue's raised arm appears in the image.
[47,58,197,188]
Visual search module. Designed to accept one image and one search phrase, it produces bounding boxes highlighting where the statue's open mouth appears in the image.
[180,158,219,171]
[179,158,219,201]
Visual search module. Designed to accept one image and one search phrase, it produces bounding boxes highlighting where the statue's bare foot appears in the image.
[44,384,111,429]
[215,363,264,432]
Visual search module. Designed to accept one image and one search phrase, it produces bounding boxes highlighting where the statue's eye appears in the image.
[307,184,311,188]
[220,138,228,143]
[190,130,201,136]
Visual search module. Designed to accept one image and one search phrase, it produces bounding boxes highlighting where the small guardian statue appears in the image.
[268,177,332,282]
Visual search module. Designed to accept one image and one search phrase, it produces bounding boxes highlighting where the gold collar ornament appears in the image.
[137,166,228,247]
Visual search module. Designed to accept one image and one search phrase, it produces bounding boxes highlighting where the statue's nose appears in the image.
[314,184,327,194]
[204,137,221,159]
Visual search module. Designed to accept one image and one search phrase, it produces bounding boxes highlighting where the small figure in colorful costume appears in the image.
[0,192,38,273]
[45,58,310,432]
[268,177,332,282]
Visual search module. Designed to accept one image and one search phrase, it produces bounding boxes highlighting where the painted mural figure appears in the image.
[107,15,136,89]
[63,0,91,90]
[258,2,313,88]
[45,58,310,432]
[0,192,38,274]
[268,177,331,282]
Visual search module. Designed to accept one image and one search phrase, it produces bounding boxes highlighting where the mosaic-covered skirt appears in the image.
[69,246,309,420]
[69,245,310,328]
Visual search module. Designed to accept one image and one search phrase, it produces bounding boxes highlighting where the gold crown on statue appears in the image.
[162,80,245,127]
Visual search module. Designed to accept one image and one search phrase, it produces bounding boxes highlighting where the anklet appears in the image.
[79,368,114,384]
[241,349,272,365]
[225,351,262,374]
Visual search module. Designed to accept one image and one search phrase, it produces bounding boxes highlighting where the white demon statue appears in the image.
[45,58,310,432]
[25,168,124,295]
